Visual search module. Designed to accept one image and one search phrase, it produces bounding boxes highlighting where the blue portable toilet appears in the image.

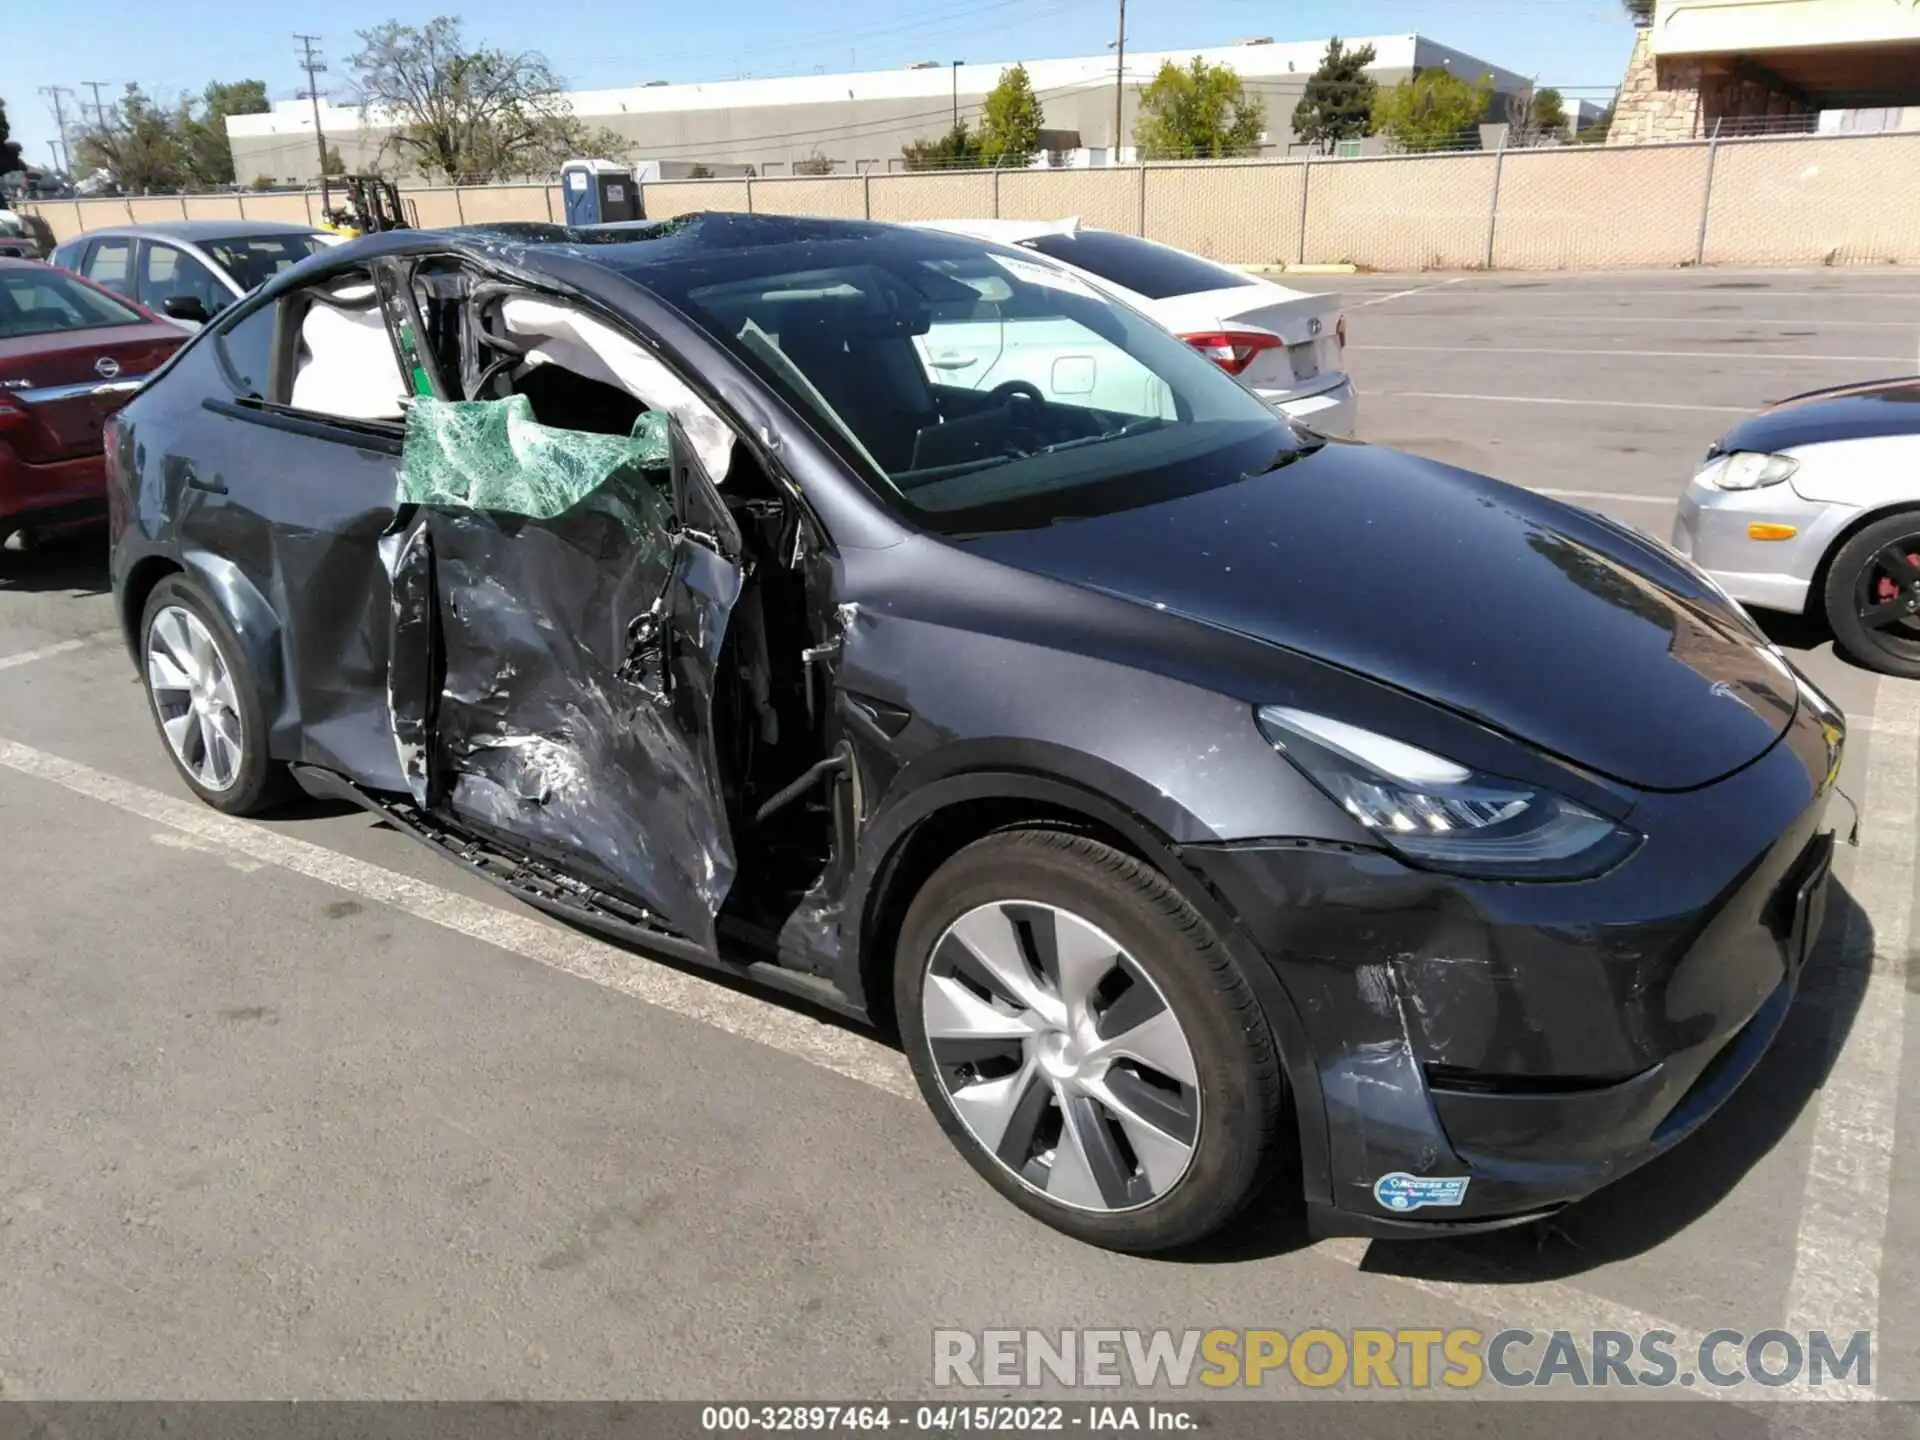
[561,159,641,226]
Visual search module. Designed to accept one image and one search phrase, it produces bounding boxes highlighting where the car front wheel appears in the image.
[896,828,1290,1253]
[140,575,290,815]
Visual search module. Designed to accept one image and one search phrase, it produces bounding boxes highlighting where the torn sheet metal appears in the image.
[385,400,743,950]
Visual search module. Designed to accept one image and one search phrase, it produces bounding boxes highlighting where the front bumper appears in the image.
[1670,474,1858,616]
[1260,374,1356,440]
[1184,691,1841,1233]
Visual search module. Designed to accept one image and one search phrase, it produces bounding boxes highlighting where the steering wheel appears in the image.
[985,380,1045,407]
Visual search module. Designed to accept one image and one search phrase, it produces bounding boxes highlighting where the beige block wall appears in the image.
[1145,161,1305,266]
[455,185,554,224]
[999,168,1139,233]
[406,188,465,228]
[746,176,866,218]
[641,179,752,218]
[1304,153,1500,270]
[1704,132,1920,266]
[867,171,995,222]
[182,194,248,222]
[236,193,315,225]
[1493,143,1711,269]
[125,197,188,225]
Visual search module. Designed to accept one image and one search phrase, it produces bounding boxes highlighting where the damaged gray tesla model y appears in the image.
[108,214,1846,1253]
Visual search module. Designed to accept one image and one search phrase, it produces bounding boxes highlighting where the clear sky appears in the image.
[3,0,1641,169]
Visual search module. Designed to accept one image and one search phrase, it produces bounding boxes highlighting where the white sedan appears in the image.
[919,218,1354,437]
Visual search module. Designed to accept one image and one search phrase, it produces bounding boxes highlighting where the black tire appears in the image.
[140,575,294,815]
[895,829,1290,1253]
[1824,512,1920,679]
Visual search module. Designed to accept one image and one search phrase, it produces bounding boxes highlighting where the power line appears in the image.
[81,82,112,131]
[39,86,76,173]
[295,34,331,189]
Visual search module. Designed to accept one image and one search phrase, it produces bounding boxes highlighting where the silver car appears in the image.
[49,220,331,330]
[1672,376,1920,676]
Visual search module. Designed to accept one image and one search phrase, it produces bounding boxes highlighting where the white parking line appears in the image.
[0,631,118,671]
[1364,345,1911,365]
[1386,391,1751,414]
[1371,314,1920,330]
[1356,278,1467,307]
[1781,677,1920,1400]
[0,735,920,1101]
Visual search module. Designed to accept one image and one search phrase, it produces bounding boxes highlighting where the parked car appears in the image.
[0,207,50,260]
[1673,376,1920,676]
[919,218,1354,437]
[50,220,331,330]
[0,257,185,546]
[108,214,1841,1252]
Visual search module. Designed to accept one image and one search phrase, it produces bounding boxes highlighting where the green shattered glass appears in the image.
[396,394,672,523]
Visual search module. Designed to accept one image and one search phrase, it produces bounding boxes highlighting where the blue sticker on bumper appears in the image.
[1374,1172,1470,1212]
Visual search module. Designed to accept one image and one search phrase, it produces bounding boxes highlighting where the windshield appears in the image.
[200,234,329,291]
[630,225,1298,532]
[0,268,145,339]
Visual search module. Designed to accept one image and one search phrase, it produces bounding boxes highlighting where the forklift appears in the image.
[319,175,417,238]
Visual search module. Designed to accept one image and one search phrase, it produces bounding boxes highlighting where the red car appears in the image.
[0,257,185,545]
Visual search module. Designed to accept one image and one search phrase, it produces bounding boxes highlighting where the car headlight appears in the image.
[1698,451,1798,491]
[1255,706,1640,881]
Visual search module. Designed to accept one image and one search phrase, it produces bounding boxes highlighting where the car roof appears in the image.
[917,217,1081,244]
[59,219,321,243]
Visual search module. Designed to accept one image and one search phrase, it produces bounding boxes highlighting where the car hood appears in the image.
[958,443,1798,792]
[1716,376,1920,455]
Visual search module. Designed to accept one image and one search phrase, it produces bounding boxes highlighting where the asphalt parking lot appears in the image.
[3,267,1919,1406]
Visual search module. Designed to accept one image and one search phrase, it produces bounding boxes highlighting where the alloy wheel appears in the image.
[920,900,1201,1212]
[146,605,245,793]
[1854,536,1920,651]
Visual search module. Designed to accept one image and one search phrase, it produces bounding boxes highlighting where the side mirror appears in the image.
[161,295,210,323]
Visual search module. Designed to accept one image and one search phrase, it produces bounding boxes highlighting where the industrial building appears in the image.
[225,34,1530,184]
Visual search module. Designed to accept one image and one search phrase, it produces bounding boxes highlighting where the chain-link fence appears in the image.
[24,128,1920,270]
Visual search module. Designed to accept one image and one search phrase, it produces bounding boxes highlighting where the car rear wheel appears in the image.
[1825,513,1920,679]
[895,829,1289,1253]
[140,576,291,815]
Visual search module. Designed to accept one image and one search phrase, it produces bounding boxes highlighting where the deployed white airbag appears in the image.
[499,296,733,482]
[291,299,407,420]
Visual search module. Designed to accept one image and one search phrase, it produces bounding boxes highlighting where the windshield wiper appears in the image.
[1033,416,1166,458]
[1242,441,1325,480]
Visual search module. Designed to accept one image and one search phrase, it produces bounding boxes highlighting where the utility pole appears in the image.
[295,34,330,203]
[1111,0,1127,167]
[951,60,962,134]
[38,86,75,174]
[81,81,111,131]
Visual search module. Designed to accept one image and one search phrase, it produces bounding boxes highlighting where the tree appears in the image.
[979,63,1044,168]
[793,150,834,175]
[1575,98,1616,144]
[1291,38,1376,154]
[0,98,24,177]
[349,16,626,183]
[321,144,346,176]
[74,84,189,192]
[1504,83,1570,146]
[1622,0,1655,24]
[179,79,269,187]
[1133,56,1266,160]
[1373,69,1494,153]
[901,122,981,170]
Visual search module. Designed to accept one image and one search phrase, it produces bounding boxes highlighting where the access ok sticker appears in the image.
[1374,1172,1470,1212]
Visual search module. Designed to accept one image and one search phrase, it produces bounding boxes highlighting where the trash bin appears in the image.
[561,159,641,226]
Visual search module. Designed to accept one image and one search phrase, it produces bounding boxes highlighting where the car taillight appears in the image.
[1181,330,1283,377]
[1335,313,1347,352]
